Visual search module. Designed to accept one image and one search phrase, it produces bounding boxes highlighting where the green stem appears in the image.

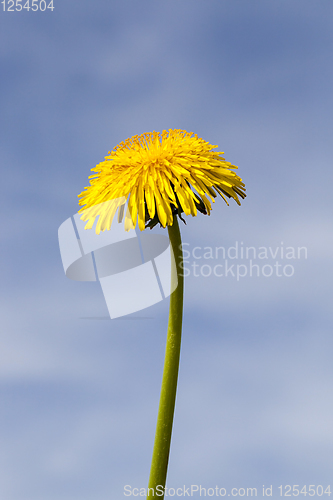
[146,215,184,499]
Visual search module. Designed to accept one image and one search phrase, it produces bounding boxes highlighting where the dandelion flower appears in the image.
[75,129,247,498]
[78,129,246,233]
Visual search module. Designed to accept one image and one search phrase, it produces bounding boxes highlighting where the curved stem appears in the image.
[147,215,184,499]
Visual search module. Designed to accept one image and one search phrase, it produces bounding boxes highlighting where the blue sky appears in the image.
[1,1,333,499]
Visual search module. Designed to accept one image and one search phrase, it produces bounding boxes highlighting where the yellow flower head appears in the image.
[78,129,246,233]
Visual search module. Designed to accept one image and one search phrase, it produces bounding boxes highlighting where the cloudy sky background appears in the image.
[1,1,333,499]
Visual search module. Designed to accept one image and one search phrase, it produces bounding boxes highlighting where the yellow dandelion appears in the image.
[78,129,246,233]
